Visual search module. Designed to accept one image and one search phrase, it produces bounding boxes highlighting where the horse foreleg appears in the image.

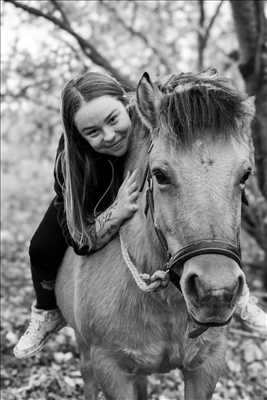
[76,334,99,400]
[135,376,147,400]
[91,346,145,400]
[183,355,225,400]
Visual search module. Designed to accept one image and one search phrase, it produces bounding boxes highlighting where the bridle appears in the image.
[140,143,243,291]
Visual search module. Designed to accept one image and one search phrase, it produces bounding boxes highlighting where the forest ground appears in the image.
[1,162,267,400]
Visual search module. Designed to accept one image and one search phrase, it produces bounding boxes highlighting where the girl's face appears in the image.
[74,95,132,157]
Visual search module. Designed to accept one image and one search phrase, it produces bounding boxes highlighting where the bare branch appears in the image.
[196,0,224,70]
[203,0,225,46]
[4,0,135,90]
[129,1,138,28]
[99,0,172,73]
[59,37,88,70]
[197,0,205,70]
[50,0,71,29]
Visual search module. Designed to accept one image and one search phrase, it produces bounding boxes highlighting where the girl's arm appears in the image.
[85,170,139,252]
[89,200,122,250]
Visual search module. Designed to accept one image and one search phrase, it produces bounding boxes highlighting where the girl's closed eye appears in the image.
[109,114,119,125]
[86,128,100,137]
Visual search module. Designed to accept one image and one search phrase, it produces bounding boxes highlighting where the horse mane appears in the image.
[128,70,252,152]
[156,71,251,147]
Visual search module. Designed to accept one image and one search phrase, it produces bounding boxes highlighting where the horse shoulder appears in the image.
[56,235,127,335]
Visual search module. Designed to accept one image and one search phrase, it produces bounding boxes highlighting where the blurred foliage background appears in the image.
[1,1,267,399]
[2,0,245,164]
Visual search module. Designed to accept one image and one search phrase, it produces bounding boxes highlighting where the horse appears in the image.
[56,70,255,400]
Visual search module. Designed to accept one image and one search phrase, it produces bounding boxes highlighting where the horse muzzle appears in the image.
[181,259,245,327]
[166,240,245,329]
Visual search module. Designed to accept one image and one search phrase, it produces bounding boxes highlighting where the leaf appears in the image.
[243,342,263,363]
[53,352,73,363]
[5,331,18,346]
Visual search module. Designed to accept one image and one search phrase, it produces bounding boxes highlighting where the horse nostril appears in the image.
[232,275,245,305]
[185,274,202,303]
[238,275,245,293]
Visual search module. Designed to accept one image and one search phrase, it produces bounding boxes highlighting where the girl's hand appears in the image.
[115,170,139,220]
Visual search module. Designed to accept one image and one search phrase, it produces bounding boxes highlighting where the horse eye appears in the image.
[153,169,170,185]
[240,168,252,185]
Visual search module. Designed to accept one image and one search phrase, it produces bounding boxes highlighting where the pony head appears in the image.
[136,71,255,325]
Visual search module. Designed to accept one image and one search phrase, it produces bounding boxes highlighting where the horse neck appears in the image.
[120,115,183,306]
[121,208,165,276]
[121,120,166,276]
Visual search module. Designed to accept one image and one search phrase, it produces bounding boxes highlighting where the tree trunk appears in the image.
[230,0,267,288]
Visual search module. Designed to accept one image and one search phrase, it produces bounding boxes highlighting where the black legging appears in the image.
[29,199,68,310]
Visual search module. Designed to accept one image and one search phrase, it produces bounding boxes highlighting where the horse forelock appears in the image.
[155,73,251,148]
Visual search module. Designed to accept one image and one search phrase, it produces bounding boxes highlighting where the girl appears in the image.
[14,71,267,359]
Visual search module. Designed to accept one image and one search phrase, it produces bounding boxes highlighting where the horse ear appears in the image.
[136,72,161,131]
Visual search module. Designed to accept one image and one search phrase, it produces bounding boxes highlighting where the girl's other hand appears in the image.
[115,170,139,220]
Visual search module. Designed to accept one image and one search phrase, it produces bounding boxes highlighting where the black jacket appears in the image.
[53,135,125,255]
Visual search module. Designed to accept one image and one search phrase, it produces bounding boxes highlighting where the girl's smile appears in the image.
[74,95,131,157]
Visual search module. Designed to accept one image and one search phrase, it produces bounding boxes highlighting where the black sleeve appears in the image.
[53,135,95,256]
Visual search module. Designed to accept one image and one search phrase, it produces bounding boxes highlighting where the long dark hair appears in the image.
[57,71,129,247]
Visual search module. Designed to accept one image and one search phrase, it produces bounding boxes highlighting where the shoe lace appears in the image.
[25,314,45,336]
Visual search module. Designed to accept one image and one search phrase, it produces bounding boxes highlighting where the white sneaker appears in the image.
[13,304,65,358]
[237,296,267,337]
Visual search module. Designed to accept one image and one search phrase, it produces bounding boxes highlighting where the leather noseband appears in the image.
[165,239,243,291]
